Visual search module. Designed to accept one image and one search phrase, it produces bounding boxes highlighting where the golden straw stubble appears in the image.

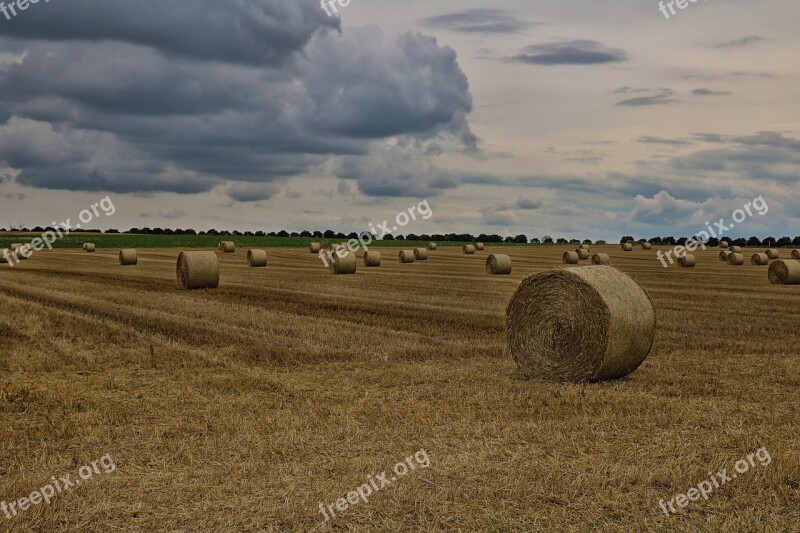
[176,251,219,290]
[119,249,138,266]
[506,266,655,383]
[486,254,512,275]
[768,260,800,285]
[247,249,267,268]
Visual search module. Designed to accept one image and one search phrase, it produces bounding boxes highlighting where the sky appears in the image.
[0,0,798,241]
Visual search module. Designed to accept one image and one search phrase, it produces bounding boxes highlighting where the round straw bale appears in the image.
[765,248,779,260]
[221,241,235,253]
[506,265,655,383]
[119,249,138,266]
[0,250,9,264]
[247,249,267,268]
[486,254,512,275]
[719,241,729,249]
[414,248,429,260]
[10,243,21,250]
[84,243,96,253]
[475,243,485,251]
[641,242,652,250]
[729,246,742,253]
[727,252,744,266]
[399,250,416,263]
[792,249,800,260]
[621,243,633,252]
[719,251,731,261]
[591,253,610,265]
[427,242,438,250]
[309,242,321,254]
[678,254,696,268]
[576,248,589,260]
[330,251,357,274]
[562,251,579,264]
[579,244,590,251]
[463,244,476,255]
[321,242,331,250]
[14,244,29,260]
[751,253,769,266]
[363,250,381,267]
[177,251,219,290]
[768,260,800,285]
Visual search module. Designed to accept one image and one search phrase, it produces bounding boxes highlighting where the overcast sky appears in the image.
[0,0,798,240]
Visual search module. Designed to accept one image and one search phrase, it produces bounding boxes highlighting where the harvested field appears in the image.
[1,244,799,531]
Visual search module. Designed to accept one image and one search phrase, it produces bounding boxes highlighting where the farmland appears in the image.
[1,241,798,531]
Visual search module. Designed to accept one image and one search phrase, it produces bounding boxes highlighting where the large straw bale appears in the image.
[177,251,219,290]
[486,254,512,275]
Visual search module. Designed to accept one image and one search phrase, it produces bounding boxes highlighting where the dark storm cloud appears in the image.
[0,0,340,66]
[0,1,476,200]
[509,40,626,65]
[420,9,534,34]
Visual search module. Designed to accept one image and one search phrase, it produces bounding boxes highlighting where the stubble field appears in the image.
[1,243,799,531]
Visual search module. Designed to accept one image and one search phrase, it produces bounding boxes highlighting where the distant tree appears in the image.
[323,230,336,239]
[556,238,568,244]
[300,230,312,238]
[569,239,580,245]
[312,231,323,238]
[648,237,662,245]
[663,236,676,245]
[530,237,541,244]
[406,234,419,241]
[596,240,607,245]
[620,235,634,244]
[346,232,358,239]
[733,238,747,247]
[244,231,254,237]
[793,236,800,246]
[431,234,445,241]
[747,236,761,247]
[277,230,290,238]
[582,239,592,245]
[543,236,553,244]
[290,232,300,237]
[514,234,528,244]
[267,232,277,237]
[707,237,719,247]
[395,235,405,240]
[255,231,265,237]
[777,236,792,247]
[105,229,120,234]
[383,234,394,241]
[761,236,776,247]
[677,237,688,245]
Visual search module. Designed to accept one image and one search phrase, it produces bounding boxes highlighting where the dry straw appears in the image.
[0,250,9,264]
[414,248,429,260]
[768,260,800,285]
[330,251,357,274]
[592,253,610,265]
[363,250,381,267]
[506,265,655,383]
[563,251,579,264]
[10,243,21,251]
[486,254,512,275]
[621,243,633,252]
[719,241,730,249]
[793,249,800,260]
[678,254,696,268]
[399,250,416,263]
[309,242,321,254]
[765,249,780,260]
[579,244,590,251]
[247,249,267,268]
[719,251,732,261]
[119,249,138,266]
[475,243,485,251]
[463,244,476,255]
[727,252,745,266]
[730,246,742,253]
[751,253,769,266]
[83,243,96,253]
[576,248,590,260]
[7,244,28,261]
[221,241,235,253]
[427,242,438,250]
[641,242,652,250]
[177,251,219,290]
